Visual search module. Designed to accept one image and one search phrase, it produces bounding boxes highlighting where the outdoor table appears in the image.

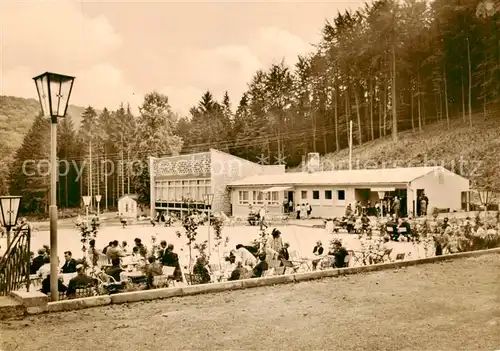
[121,270,147,284]
[61,273,77,286]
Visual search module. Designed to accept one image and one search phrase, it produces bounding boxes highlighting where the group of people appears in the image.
[30,236,186,297]
[210,228,292,281]
[31,247,95,297]
[311,239,349,270]
[283,200,313,219]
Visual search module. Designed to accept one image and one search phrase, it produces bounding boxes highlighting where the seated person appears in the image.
[329,240,349,268]
[361,214,370,228]
[132,247,147,269]
[105,258,124,282]
[66,265,95,298]
[133,238,148,257]
[252,253,268,278]
[398,218,412,241]
[157,240,168,261]
[279,242,290,261]
[62,251,76,273]
[36,256,60,278]
[193,257,211,284]
[385,216,398,240]
[346,216,356,233]
[41,274,67,295]
[312,241,324,270]
[30,249,47,275]
[106,240,127,260]
[229,262,249,281]
[235,244,257,267]
[162,244,182,281]
[143,256,163,289]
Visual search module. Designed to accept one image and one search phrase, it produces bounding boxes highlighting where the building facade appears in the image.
[149,149,283,218]
[118,194,138,218]
[228,166,470,218]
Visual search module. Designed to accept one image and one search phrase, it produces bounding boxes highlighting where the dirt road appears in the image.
[1,255,499,351]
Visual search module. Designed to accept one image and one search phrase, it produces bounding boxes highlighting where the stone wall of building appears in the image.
[210,149,285,215]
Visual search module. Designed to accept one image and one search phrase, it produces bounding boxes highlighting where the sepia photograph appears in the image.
[0,0,499,350]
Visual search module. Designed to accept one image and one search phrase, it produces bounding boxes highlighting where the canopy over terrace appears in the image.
[262,186,292,193]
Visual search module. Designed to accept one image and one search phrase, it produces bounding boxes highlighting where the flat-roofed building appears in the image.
[228,166,470,218]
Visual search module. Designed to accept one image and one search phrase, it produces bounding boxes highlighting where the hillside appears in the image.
[0,95,87,155]
[311,111,500,192]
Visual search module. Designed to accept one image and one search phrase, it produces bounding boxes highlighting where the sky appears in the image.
[0,0,364,116]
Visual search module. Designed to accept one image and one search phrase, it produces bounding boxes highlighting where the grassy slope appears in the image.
[317,112,500,190]
[0,95,87,154]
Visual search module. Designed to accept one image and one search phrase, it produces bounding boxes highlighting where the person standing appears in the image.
[259,206,268,230]
[306,203,312,218]
[296,204,302,220]
[419,192,429,216]
[393,197,401,218]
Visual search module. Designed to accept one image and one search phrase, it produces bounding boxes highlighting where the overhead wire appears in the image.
[55,122,352,163]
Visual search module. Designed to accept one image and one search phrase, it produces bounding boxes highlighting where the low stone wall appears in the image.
[4,247,499,318]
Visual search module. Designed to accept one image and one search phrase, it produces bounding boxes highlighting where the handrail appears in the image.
[0,225,31,295]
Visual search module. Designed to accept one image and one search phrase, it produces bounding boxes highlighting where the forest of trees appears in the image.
[4,0,500,214]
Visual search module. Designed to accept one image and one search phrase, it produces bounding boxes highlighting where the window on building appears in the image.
[312,190,320,200]
[325,190,332,200]
[269,191,279,205]
[337,190,345,201]
[205,180,211,198]
[167,182,174,201]
[301,191,308,199]
[253,191,264,205]
[239,191,249,204]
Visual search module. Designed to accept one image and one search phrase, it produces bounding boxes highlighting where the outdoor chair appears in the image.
[96,272,125,294]
[152,266,175,288]
[274,266,286,275]
[344,253,352,267]
[381,248,393,262]
[348,250,364,266]
[281,259,300,272]
[58,284,97,300]
[98,255,111,268]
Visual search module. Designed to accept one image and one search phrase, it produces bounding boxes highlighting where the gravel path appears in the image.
[1,255,500,351]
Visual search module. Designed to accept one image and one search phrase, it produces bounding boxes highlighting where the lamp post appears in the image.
[186,193,191,216]
[95,195,102,217]
[82,196,91,226]
[377,191,385,218]
[0,196,22,248]
[34,72,75,302]
[203,193,214,259]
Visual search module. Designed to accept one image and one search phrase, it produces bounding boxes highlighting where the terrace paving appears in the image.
[1,254,499,351]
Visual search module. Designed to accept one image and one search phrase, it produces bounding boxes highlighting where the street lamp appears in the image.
[82,196,91,225]
[0,196,22,248]
[185,193,191,215]
[377,191,385,218]
[34,72,75,302]
[203,193,214,259]
[95,195,102,217]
